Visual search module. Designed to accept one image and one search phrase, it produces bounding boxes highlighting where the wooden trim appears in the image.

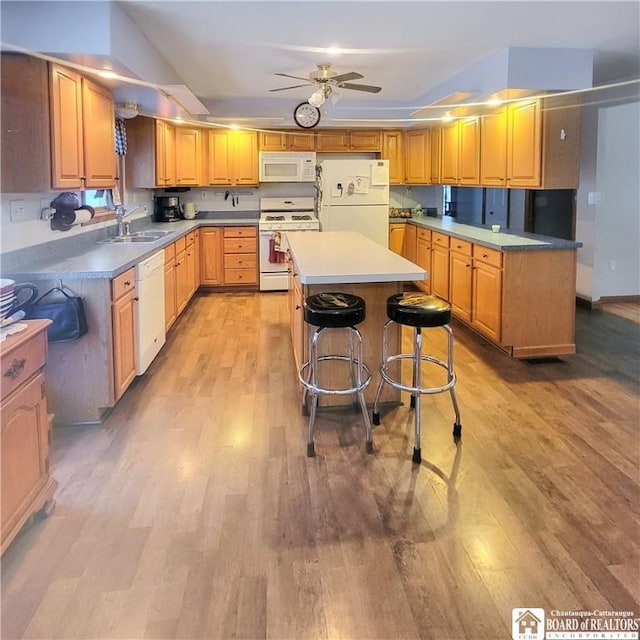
[512,343,576,358]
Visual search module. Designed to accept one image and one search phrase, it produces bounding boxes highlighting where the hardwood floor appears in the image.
[2,295,638,640]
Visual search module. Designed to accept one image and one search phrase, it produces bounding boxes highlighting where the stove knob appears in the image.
[295,223,303,230]
[276,223,283,230]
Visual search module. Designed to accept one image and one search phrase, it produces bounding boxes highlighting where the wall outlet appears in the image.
[9,199,27,222]
[201,191,207,200]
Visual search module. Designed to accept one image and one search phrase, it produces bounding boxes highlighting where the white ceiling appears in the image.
[4,0,640,128]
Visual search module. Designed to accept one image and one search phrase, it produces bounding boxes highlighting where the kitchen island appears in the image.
[286,231,426,407]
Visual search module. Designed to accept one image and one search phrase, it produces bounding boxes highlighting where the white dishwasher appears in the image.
[135,250,166,375]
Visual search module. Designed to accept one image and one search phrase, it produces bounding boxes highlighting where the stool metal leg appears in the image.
[445,325,463,440]
[351,326,373,453]
[372,320,391,425]
[306,328,322,457]
[412,327,422,464]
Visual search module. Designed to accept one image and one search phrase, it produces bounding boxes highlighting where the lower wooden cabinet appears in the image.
[472,247,503,342]
[389,223,405,254]
[414,227,431,293]
[200,228,224,285]
[448,239,473,322]
[223,226,257,286]
[402,222,417,263]
[1,320,57,555]
[288,260,305,372]
[111,268,136,400]
[430,233,450,300]
[164,243,177,331]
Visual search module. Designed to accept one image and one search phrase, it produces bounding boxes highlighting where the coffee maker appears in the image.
[154,196,180,222]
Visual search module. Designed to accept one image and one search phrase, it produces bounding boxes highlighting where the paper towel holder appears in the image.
[49,192,95,232]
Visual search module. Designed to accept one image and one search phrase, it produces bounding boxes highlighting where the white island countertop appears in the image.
[286,231,426,285]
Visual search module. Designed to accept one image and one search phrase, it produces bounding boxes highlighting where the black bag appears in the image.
[26,286,89,343]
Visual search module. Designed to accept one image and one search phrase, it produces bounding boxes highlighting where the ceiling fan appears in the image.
[270,62,382,101]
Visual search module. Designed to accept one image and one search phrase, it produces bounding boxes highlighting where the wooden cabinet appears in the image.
[403,222,417,264]
[164,243,177,331]
[260,130,315,151]
[1,54,52,193]
[315,129,381,151]
[184,231,198,300]
[430,128,442,184]
[381,131,404,184]
[458,118,481,185]
[430,232,450,300]
[288,260,305,372]
[223,226,258,286]
[414,227,432,293]
[126,117,176,188]
[404,130,430,184]
[440,121,459,185]
[480,97,581,189]
[206,129,258,186]
[448,239,473,322]
[389,223,405,254]
[1,321,57,555]
[200,227,224,285]
[111,268,136,400]
[175,126,203,185]
[471,246,502,342]
[50,63,116,189]
[174,236,190,316]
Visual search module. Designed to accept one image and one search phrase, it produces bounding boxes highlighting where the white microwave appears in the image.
[259,151,317,183]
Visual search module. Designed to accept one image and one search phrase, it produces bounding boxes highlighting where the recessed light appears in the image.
[325,46,342,56]
[229,124,240,130]
[173,117,184,124]
[97,69,118,79]
[441,112,454,122]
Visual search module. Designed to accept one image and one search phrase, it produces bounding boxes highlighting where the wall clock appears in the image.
[293,102,321,129]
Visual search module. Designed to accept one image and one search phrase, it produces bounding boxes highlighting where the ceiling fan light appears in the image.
[309,88,325,107]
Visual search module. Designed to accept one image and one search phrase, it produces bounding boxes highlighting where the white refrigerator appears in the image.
[318,159,390,247]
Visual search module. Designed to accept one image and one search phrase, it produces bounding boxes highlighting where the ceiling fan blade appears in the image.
[275,72,311,82]
[338,82,382,93]
[331,71,363,83]
[269,83,313,92]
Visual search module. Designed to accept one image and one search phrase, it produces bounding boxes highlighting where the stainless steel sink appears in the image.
[98,230,175,244]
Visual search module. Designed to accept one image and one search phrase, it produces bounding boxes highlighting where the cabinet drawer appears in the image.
[186,231,196,246]
[174,235,187,253]
[417,228,431,242]
[224,254,257,270]
[1,330,46,401]
[223,237,257,254]
[473,244,502,268]
[164,243,176,264]
[450,238,472,255]
[432,232,450,248]
[112,268,135,301]
[224,226,256,239]
[224,269,257,285]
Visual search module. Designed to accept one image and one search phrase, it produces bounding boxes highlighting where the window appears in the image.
[82,189,114,212]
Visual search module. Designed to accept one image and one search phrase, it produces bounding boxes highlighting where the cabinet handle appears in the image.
[482,253,488,258]
[124,280,131,286]
[4,357,26,379]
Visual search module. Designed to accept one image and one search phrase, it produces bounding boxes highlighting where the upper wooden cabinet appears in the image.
[315,129,381,151]
[174,126,203,185]
[430,128,442,184]
[1,54,51,193]
[155,120,176,187]
[457,117,481,185]
[206,129,258,186]
[480,97,580,189]
[440,121,459,185]
[381,131,403,184]
[403,130,430,184]
[260,130,315,151]
[50,63,116,190]
[127,117,176,188]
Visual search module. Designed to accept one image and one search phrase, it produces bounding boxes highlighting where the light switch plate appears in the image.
[9,199,28,222]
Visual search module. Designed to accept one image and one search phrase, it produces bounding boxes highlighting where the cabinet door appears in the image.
[480,106,508,186]
[1,372,48,542]
[458,117,480,186]
[185,241,197,299]
[259,131,286,150]
[156,120,176,187]
[82,77,116,188]
[440,121,459,184]
[381,131,403,184]
[112,289,136,399]
[289,267,305,371]
[50,63,84,189]
[200,228,223,284]
[206,130,233,185]
[175,249,190,315]
[403,223,417,263]
[389,224,405,255]
[287,131,315,151]
[431,245,450,300]
[449,251,473,321]
[350,130,381,151]
[404,130,429,184]
[507,100,542,187]
[164,260,177,332]
[430,128,442,184]
[233,130,258,185]
[472,261,502,342]
[175,126,202,185]
[415,237,431,293]
[316,130,349,151]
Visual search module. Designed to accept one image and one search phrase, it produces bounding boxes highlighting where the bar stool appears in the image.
[372,292,462,464]
[298,292,373,458]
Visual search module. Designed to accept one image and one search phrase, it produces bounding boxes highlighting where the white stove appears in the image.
[258,197,319,291]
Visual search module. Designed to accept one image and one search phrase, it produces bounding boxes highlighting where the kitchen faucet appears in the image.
[114,204,148,237]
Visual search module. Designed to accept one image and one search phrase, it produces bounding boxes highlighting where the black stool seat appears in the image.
[304,292,366,328]
[387,293,451,328]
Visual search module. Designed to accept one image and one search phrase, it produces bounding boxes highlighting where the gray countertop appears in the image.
[391,216,582,251]
[2,215,259,281]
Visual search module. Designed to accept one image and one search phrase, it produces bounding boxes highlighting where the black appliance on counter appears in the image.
[154,196,180,222]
